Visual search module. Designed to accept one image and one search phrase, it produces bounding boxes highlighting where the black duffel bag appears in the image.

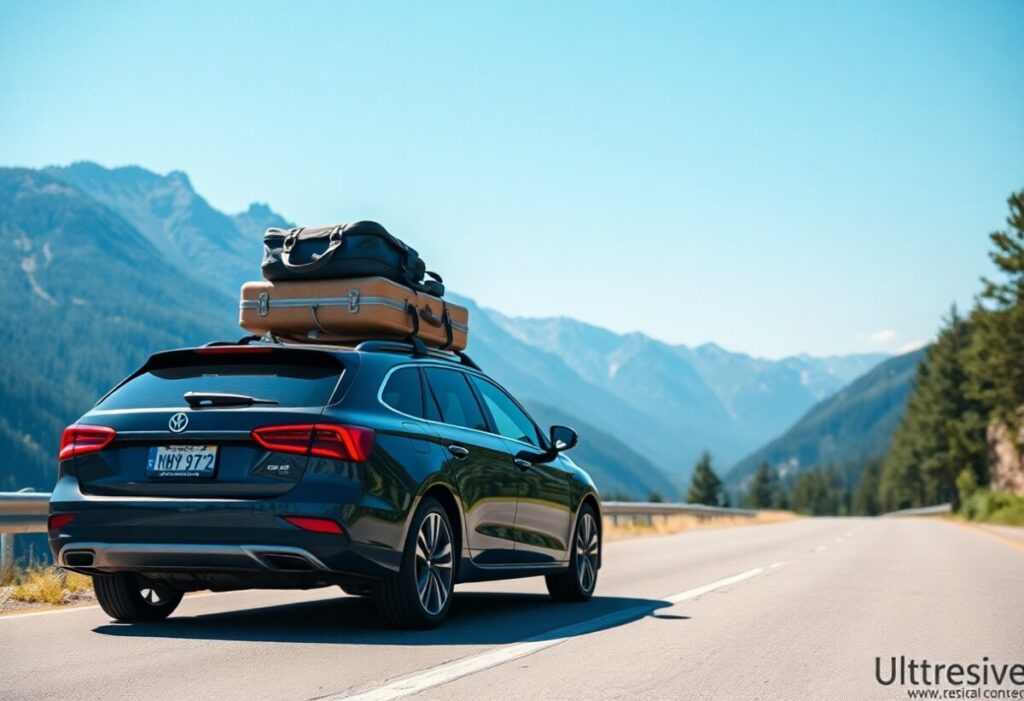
[261,220,444,296]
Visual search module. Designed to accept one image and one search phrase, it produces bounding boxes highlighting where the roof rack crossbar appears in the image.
[352,339,481,369]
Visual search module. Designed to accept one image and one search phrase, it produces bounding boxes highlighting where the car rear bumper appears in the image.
[56,542,331,573]
[48,477,402,587]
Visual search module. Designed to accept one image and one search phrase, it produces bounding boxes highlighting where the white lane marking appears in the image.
[0,602,103,620]
[835,537,844,543]
[332,567,767,701]
[663,567,764,604]
[0,588,260,621]
[769,560,785,569]
[813,545,827,552]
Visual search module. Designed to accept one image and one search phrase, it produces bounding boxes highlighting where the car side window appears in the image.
[380,367,424,417]
[422,368,488,432]
[469,376,542,447]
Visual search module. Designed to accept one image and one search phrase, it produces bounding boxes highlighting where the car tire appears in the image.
[374,496,455,629]
[93,573,184,622]
[546,503,600,602]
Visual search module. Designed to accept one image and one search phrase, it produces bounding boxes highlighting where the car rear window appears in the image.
[98,360,342,410]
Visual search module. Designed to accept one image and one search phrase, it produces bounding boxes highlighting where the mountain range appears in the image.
[726,348,926,494]
[0,162,901,499]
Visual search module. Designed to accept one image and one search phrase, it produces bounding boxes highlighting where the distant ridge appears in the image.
[725,348,926,493]
[233,202,293,239]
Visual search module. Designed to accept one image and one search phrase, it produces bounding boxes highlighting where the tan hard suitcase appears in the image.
[239,276,469,350]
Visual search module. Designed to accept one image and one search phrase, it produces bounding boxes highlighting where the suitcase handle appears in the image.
[280,226,344,273]
[418,303,456,349]
[419,306,444,328]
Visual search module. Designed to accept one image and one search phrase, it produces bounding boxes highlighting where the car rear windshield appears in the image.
[98,355,343,410]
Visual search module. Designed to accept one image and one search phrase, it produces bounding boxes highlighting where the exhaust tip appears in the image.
[63,550,95,567]
[256,552,317,572]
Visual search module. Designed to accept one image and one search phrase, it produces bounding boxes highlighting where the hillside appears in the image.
[44,162,289,297]
[679,344,886,443]
[0,168,235,491]
[726,348,926,493]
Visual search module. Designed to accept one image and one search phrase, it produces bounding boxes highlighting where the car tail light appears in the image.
[48,513,76,530]
[280,515,345,534]
[310,425,375,462]
[251,423,375,462]
[59,425,116,460]
[251,424,318,455]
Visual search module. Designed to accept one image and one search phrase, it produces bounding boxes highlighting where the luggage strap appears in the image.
[405,269,444,295]
[440,301,454,349]
[405,303,428,356]
[310,304,330,336]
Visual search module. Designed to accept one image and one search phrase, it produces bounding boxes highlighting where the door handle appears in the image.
[447,444,470,459]
[513,457,533,470]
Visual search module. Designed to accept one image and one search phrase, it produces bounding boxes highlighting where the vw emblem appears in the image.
[168,412,189,433]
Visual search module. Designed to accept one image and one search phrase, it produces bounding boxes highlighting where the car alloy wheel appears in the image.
[575,512,599,594]
[138,580,177,607]
[415,511,453,615]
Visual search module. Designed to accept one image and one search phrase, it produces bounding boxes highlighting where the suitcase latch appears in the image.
[348,289,360,313]
[257,292,270,317]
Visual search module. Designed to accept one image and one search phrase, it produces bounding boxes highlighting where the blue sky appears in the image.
[1,1,1021,358]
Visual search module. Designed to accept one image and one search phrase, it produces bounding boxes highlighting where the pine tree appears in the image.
[852,457,884,515]
[879,307,988,509]
[968,190,1024,430]
[790,466,848,515]
[743,461,780,509]
[686,451,725,506]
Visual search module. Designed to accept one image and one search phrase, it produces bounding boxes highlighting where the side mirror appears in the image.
[549,425,579,452]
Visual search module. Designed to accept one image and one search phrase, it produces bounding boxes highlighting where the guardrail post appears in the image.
[1,532,14,584]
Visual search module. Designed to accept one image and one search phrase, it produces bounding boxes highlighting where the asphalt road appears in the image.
[3,517,1022,701]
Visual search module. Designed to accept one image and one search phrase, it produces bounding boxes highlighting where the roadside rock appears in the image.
[987,420,1024,496]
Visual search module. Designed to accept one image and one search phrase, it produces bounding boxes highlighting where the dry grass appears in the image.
[603,509,798,540]
[10,567,93,605]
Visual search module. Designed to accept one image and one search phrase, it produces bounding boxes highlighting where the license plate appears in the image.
[147,445,218,478]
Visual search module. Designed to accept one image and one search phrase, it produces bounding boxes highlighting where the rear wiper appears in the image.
[183,391,279,408]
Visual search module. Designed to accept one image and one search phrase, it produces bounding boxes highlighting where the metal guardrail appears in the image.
[1,489,50,581]
[882,503,952,518]
[0,490,50,533]
[0,491,757,578]
[601,500,757,527]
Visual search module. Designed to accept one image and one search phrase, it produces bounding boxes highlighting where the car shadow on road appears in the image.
[92,591,679,646]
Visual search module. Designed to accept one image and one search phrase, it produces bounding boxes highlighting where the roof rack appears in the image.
[353,340,481,370]
[201,336,481,370]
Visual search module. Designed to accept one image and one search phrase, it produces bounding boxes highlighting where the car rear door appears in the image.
[71,347,347,499]
[467,375,573,564]
[421,366,519,565]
